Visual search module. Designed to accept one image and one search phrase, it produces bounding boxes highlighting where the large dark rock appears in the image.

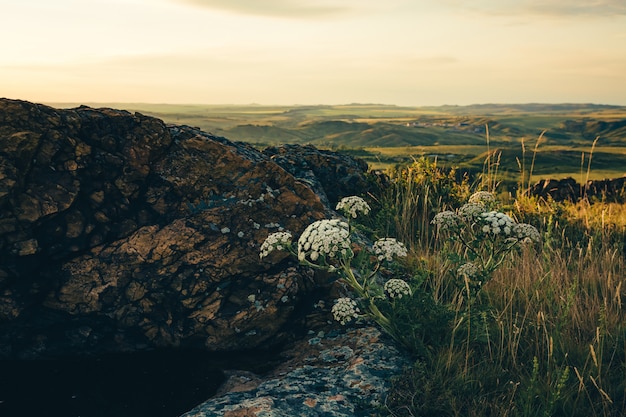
[0,99,370,359]
[530,176,626,202]
[584,176,626,202]
[530,177,581,202]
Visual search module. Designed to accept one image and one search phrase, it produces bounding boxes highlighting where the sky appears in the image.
[1,0,626,106]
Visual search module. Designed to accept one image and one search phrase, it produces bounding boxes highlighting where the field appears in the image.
[48,102,626,185]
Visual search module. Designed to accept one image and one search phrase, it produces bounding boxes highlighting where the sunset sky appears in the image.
[2,0,626,106]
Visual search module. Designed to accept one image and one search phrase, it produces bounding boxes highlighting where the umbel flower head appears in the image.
[458,202,487,221]
[513,223,541,243]
[297,219,351,262]
[260,231,292,259]
[479,211,515,236]
[468,191,496,205]
[331,297,360,325]
[457,262,480,278]
[384,279,412,299]
[336,196,371,218]
[431,210,461,232]
[373,238,408,262]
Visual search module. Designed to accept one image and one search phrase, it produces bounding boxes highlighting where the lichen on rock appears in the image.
[1,99,367,358]
[182,327,408,417]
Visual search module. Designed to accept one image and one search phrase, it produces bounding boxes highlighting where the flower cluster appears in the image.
[468,191,496,205]
[336,196,371,218]
[373,238,408,262]
[297,219,351,262]
[431,210,461,232]
[259,231,293,259]
[458,202,487,221]
[457,262,480,278]
[384,279,412,299]
[513,223,541,243]
[479,211,515,236]
[331,297,360,325]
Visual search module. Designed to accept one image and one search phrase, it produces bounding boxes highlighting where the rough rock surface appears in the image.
[0,98,373,359]
[263,144,370,208]
[183,326,408,417]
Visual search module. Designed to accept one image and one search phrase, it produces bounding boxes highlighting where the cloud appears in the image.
[172,0,354,18]
[443,0,626,17]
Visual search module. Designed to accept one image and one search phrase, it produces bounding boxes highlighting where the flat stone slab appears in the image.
[182,326,409,417]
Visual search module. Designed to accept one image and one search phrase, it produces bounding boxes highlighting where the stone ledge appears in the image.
[183,326,409,417]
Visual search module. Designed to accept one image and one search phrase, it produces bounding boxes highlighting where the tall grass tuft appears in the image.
[375,150,626,417]
[480,124,502,193]
[369,157,470,253]
[582,136,600,199]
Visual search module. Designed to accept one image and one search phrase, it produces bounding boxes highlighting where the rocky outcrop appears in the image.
[530,177,580,202]
[183,326,408,417]
[584,176,626,202]
[530,176,626,202]
[0,98,372,359]
[263,144,370,208]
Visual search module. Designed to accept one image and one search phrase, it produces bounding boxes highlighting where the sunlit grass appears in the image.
[371,158,626,417]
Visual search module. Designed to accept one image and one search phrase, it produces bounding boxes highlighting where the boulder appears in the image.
[0,99,371,359]
[530,176,626,202]
[530,177,580,202]
[183,326,408,417]
[584,176,626,202]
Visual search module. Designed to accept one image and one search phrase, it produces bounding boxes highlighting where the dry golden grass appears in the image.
[382,164,626,416]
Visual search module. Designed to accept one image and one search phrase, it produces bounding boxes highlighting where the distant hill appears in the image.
[557,119,626,144]
[423,103,624,115]
[43,101,626,179]
[45,101,626,146]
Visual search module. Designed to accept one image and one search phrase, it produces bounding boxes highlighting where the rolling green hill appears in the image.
[46,102,626,180]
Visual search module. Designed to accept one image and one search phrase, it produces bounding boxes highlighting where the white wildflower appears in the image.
[458,202,487,221]
[431,211,461,232]
[513,223,541,243]
[297,219,351,263]
[336,196,371,218]
[259,231,293,259]
[479,211,515,236]
[468,191,496,205]
[331,297,360,325]
[457,262,480,278]
[373,238,408,262]
[384,279,412,299]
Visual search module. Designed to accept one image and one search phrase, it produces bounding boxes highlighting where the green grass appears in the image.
[358,160,626,417]
[345,145,626,184]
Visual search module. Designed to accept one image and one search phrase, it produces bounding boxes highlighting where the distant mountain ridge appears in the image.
[427,103,624,114]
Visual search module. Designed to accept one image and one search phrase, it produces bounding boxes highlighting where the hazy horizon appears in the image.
[2,0,626,107]
[38,101,626,109]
